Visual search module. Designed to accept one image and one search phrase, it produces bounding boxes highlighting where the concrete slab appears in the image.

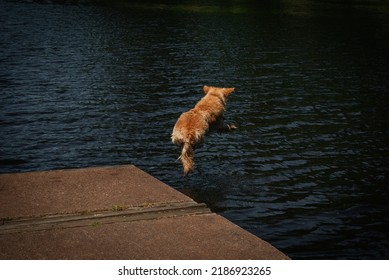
[0,214,287,260]
[0,165,191,217]
[0,165,289,260]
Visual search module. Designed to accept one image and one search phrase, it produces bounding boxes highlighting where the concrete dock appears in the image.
[0,165,289,259]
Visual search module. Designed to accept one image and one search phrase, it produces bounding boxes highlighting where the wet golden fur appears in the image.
[171,85,236,176]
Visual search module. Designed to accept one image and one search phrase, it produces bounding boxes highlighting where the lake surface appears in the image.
[1,0,388,259]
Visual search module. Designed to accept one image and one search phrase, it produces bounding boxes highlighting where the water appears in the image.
[1,0,389,259]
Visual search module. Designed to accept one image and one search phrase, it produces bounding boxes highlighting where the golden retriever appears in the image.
[171,85,236,176]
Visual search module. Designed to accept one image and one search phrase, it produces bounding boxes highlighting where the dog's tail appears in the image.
[179,142,194,176]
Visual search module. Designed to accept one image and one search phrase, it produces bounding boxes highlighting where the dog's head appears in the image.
[203,85,235,98]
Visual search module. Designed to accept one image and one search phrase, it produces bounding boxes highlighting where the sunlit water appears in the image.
[1,0,389,259]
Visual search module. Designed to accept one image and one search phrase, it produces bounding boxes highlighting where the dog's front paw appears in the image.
[228,124,238,130]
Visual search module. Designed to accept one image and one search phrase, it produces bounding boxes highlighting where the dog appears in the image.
[171,85,237,176]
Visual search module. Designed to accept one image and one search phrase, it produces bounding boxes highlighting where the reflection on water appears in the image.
[1,0,388,259]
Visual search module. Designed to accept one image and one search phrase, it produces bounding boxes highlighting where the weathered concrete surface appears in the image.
[0,165,190,217]
[0,165,289,260]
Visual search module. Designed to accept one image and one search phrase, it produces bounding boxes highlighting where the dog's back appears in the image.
[172,85,235,176]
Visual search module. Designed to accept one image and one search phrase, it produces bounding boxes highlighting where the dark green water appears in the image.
[1,0,388,259]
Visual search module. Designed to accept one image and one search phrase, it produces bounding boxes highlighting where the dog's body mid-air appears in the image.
[171,85,237,176]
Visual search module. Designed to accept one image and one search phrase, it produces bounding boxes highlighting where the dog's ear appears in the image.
[203,85,210,94]
[223,87,235,96]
